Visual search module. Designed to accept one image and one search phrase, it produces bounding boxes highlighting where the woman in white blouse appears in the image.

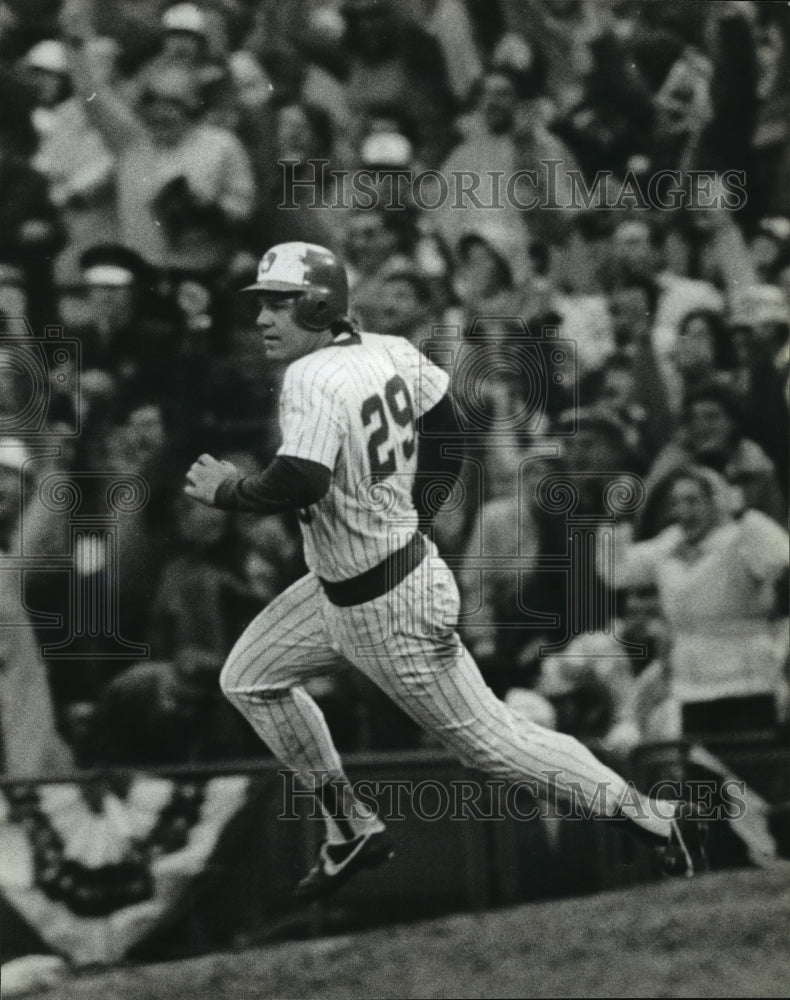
[599,467,788,739]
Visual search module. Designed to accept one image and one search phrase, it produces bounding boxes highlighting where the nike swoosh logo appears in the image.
[321,837,368,877]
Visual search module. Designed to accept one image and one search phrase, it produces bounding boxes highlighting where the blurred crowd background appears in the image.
[0,0,788,780]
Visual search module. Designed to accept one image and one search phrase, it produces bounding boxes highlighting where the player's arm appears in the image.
[413,392,463,530]
[185,453,331,511]
[186,358,344,512]
[391,337,462,530]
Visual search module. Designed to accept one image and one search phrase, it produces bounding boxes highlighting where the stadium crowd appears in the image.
[0,0,788,777]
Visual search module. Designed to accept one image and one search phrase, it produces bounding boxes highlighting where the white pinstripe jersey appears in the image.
[277,332,449,582]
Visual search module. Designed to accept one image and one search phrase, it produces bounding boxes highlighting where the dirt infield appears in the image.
[27,867,790,999]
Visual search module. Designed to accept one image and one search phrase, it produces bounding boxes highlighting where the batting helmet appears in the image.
[242,242,349,331]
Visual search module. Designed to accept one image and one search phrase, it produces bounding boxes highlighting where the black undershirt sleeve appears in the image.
[214,454,331,513]
[413,392,463,530]
[214,393,460,524]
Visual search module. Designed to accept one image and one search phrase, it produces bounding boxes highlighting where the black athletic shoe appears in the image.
[294,830,395,902]
[663,801,710,877]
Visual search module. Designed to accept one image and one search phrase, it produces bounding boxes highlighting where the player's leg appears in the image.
[220,572,383,847]
[331,555,676,846]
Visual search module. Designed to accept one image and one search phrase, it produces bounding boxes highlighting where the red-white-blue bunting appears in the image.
[0,774,250,966]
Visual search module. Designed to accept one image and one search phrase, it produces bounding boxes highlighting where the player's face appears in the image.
[255,295,330,362]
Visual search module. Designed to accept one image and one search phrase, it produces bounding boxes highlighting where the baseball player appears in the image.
[185,242,706,900]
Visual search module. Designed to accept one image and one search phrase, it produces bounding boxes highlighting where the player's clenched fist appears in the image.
[184,454,239,506]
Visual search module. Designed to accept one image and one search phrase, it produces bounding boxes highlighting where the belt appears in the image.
[318,532,427,607]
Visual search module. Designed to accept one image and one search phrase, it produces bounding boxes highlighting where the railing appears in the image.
[2,741,788,966]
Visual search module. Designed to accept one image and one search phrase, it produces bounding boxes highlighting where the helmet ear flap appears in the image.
[294,288,338,331]
[311,298,331,327]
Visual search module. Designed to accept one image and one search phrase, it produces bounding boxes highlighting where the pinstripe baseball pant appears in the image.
[220,546,665,838]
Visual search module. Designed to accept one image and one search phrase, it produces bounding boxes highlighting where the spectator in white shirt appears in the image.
[599,466,788,739]
[62,1,254,277]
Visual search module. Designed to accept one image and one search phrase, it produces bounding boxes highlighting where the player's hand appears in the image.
[184,454,239,506]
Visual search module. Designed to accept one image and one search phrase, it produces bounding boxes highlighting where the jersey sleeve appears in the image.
[388,336,449,417]
[276,359,345,469]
